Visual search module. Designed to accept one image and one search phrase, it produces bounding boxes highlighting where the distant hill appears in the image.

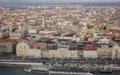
[0,2,120,7]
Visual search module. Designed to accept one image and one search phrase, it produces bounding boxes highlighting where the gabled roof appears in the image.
[83,44,97,51]
[30,42,45,49]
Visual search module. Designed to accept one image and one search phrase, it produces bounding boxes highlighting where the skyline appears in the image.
[0,0,120,4]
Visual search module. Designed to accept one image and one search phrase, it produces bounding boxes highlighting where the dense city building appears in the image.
[0,6,119,60]
[0,39,17,56]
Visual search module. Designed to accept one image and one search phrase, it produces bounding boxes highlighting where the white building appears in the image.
[30,42,46,58]
[112,45,120,60]
[83,50,97,59]
[83,44,97,59]
[67,50,78,59]
[29,48,41,58]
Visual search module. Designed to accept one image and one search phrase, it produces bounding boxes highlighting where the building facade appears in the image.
[97,44,113,59]
[83,44,97,59]
[0,29,9,39]
[0,39,17,55]
[112,45,120,60]
[9,32,23,39]
[16,42,30,57]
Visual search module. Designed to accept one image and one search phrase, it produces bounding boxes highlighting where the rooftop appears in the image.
[83,44,97,51]
[0,39,17,43]
[30,42,45,49]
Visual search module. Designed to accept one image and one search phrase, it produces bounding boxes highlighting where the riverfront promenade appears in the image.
[0,59,120,70]
[0,59,43,67]
[0,62,42,66]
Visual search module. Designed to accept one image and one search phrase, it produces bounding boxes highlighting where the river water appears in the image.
[0,66,119,75]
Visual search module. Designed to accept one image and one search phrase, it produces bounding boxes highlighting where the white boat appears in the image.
[110,66,120,70]
[24,68,31,72]
[49,66,94,75]
[24,65,49,73]
[24,65,94,75]
[49,71,94,75]
[99,65,112,73]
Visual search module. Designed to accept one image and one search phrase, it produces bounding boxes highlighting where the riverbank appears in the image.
[0,61,43,67]
[0,59,120,70]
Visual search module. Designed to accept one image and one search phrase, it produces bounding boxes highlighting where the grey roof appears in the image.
[63,25,77,30]
[0,29,6,32]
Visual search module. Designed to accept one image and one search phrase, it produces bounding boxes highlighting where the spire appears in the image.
[19,25,22,30]
[42,17,45,29]
[9,25,12,32]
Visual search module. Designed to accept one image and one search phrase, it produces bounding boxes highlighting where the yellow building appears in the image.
[48,48,68,59]
[16,42,30,57]
[0,30,9,39]
[42,50,50,58]
[49,50,58,59]
[57,48,68,59]
[9,32,23,39]
[97,44,113,59]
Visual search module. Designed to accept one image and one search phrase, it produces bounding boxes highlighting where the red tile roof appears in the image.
[108,29,120,33]
[114,36,120,40]
[83,44,96,51]
[92,20,107,25]
[0,39,17,43]
[30,42,45,49]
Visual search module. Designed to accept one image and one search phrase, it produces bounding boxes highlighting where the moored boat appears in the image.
[110,66,120,70]
[24,65,49,73]
[99,65,112,73]
[49,66,94,75]
[24,65,94,75]
[89,69,96,74]
[49,71,94,75]
[24,68,31,72]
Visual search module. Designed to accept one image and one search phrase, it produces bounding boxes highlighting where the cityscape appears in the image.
[0,0,120,75]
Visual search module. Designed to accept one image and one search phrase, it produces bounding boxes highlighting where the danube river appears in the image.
[0,66,119,75]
